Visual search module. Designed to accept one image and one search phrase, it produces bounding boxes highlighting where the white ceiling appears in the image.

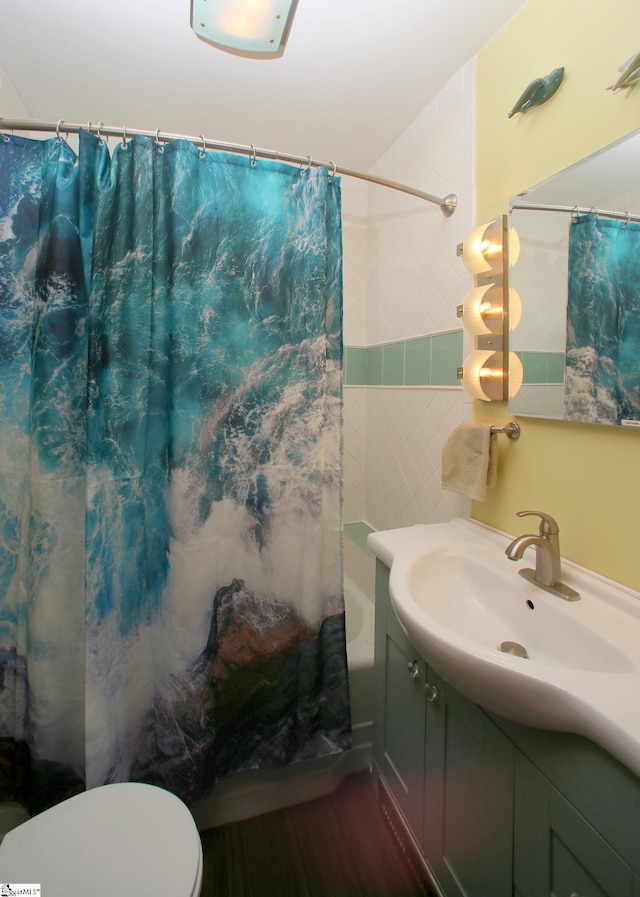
[0,0,527,171]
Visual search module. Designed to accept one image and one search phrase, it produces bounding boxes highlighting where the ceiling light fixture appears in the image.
[191,0,299,59]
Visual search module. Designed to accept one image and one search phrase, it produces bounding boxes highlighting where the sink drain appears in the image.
[499,640,528,658]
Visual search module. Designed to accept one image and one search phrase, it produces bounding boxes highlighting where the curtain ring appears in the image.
[155,128,164,153]
[623,211,631,228]
[590,206,598,220]
[56,119,64,142]
[571,205,580,223]
[121,125,128,149]
[96,121,105,145]
[199,134,206,158]
[1,131,9,143]
[328,161,337,181]
[250,144,257,167]
[301,155,312,173]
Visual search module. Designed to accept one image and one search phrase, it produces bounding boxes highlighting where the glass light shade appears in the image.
[459,220,503,275]
[508,352,524,397]
[191,0,299,58]
[461,284,503,336]
[508,288,523,330]
[461,350,503,401]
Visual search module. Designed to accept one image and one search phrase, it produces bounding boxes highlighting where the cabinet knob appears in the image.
[424,683,439,703]
[407,660,420,679]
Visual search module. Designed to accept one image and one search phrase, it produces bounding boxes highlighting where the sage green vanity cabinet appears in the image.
[373,594,427,842]
[372,560,514,897]
[514,750,636,897]
[372,558,640,897]
[506,718,640,897]
[422,672,514,897]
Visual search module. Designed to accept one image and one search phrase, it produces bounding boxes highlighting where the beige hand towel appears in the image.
[441,423,497,501]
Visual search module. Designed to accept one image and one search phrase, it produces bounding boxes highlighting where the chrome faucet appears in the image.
[505,511,580,601]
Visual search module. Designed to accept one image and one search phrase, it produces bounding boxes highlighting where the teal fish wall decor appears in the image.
[508,66,565,118]
[607,50,640,91]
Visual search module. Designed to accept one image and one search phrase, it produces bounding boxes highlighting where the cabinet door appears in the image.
[514,751,634,897]
[423,678,514,897]
[373,603,427,843]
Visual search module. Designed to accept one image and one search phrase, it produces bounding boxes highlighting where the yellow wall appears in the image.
[474,0,640,591]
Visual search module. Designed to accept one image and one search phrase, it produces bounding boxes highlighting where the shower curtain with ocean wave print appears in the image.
[566,213,640,425]
[0,130,349,814]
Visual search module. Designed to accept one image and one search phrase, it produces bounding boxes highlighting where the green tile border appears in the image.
[382,342,405,386]
[366,346,383,385]
[344,330,463,387]
[431,331,463,387]
[518,351,565,385]
[343,521,375,556]
[344,347,366,385]
[405,337,431,386]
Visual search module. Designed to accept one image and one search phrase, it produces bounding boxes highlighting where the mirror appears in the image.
[508,129,640,426]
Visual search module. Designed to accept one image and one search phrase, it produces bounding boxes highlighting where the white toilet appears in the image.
[0,782,203,897]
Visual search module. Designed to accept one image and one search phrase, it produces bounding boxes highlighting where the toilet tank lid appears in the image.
[0,782,202,897]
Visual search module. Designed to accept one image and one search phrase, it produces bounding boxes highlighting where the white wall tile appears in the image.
[363,389,469,530]
[341,179,369,347]
[343,386,366,522]
[342,63,476,533]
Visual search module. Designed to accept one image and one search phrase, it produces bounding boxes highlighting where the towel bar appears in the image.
[490,422,520,439]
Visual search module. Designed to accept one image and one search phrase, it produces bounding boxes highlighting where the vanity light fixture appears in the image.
[456,219,520,275]
[191,0,299,59]
[461,349,504,401]
[460,348,524,402]
[458,284,522,337]
[459,284,502,337]
[456,215,523,401]
[456,219,504,275]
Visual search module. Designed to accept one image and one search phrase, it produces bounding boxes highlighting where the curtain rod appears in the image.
[0,118,458,217]
[511,200,640,224]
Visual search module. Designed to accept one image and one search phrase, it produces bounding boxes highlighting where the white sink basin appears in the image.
[407,548,635,674]
[368,518,640,778]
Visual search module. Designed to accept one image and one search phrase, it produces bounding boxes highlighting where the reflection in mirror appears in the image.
[508,129,640,426]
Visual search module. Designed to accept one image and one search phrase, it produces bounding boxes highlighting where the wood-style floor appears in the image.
[199,772,434,897]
